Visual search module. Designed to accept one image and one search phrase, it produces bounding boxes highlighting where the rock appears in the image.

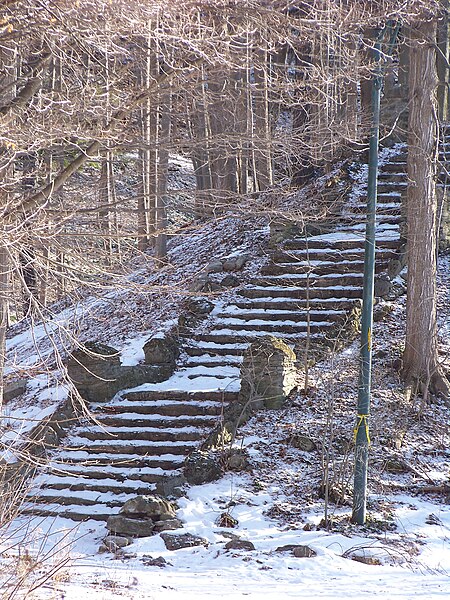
[224,539,255,551]
[275,544,316,557]
[189,275,222,293]
[106,515,154,538]
[350,553,381,565]
[152,518,183,532]
[120,495,176,521]
[155,474,187,498]
[222,254,249,272]
[206,260,224,274]
[384,457,411,474]
[286,433,316,452]
[374,274,391,298]
[216,512,238,528]
[142,555,170,567]
[185,298,215,316]
[160,532,209,551]
[373,303,394,323]
[239,337,298,410]
[184,450,223,485]
[221,274,240,288]
[269,219,301,245]
[179,298,215,329]
[388,278,407,299]
[4,378,27,403]
[103,535,131,552]
[293,545,317,558]
[226,450,249,472]
[143,335,179,368]
[276,544,298,552]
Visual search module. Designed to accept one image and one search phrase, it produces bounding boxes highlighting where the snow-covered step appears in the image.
[32,473,158,495]
[22,501,122,522]
[282,236,399,251]
[98,413,221,428]
[182,353,243,367]
[271,247,397,263]
[27,486,136,507]
[61,438,199,456]
[71,424,207,442]
[215,308,347,322]
[251,272,364,288]
[240,284,363,300]
[43,462,181,482]
[231,298,357,311]
[91,400,224,417]
[210,318,337,334]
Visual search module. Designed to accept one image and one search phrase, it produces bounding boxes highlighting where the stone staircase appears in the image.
[25,146,407,521]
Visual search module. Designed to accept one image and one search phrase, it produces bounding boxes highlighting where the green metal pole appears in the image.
[351,22,399,525]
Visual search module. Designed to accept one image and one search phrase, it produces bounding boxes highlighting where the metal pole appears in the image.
[351,22,399,525]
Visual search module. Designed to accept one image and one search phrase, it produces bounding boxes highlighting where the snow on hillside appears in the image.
[1,202,450,598]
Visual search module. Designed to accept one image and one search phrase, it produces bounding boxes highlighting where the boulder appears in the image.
[206,260,224,274]
[221,274,240,288]
[184,450,223,485]
[155,474,187,498]
[161,532,209,551]
[143,335,179,369]
[222,254,250,272]
[239,337,298,410]
[185,298,215,316]
[102,535,131,552]
[286,433,316,452]
[224,539,255,551]
[276,544,317,557]
[152,518,183,532]
[120,495,177,521]
[106,515,154,538]
[4,378,27,403]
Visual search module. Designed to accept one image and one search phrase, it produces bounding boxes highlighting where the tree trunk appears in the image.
[402,19,449,399]
[0,241,8,413]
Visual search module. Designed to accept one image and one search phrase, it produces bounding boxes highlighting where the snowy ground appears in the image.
[2,473,450,599]
[1,204,449,597]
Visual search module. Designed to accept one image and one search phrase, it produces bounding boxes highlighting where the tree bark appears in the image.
[402,19,449,399]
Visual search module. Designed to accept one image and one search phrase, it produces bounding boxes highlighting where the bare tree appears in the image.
[402,18,449,399]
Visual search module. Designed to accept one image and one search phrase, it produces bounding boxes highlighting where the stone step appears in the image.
[240,285,362,300]
[193,330,321,346]
[251,272,363,288]
[271,247,397,264]
[33,474,156,496]
[282,237,399,251]
[121,389,238,403]
[98,413,220,428]
[42,462,180,483]
[260,259,390,276]
[210,317,336,332]
[73,426,205,442]
[62,439,198,456]
[339,214,403,226]
[183,341,247,357]
[21,502,118,522]
[93,400,224,417]
[27,488,133,508]
[231,298,357,311]
[182,354,243,368]
[215,309,346,323]
[380,162,407,172]
[51,452,185,470]
[377,181,407,193]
